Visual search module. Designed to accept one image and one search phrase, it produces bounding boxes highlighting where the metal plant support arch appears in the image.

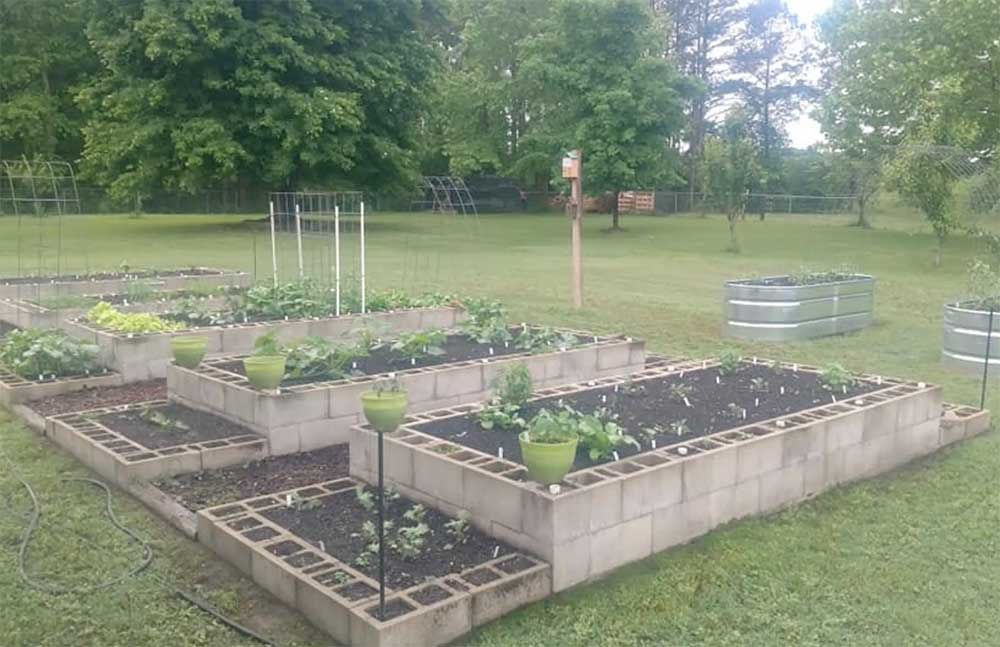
[422,176,478,216]
[0,159,82,288]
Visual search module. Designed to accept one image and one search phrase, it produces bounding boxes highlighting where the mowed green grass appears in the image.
[0,210,997,646]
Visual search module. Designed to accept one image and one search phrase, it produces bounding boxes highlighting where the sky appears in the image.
[784,0,833,148]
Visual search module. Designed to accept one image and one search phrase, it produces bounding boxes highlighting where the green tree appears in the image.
[886,143,959,267]
[702,113,762,252]
[79,0,438,201]
[0,0,97,159]
[522,0,689,229]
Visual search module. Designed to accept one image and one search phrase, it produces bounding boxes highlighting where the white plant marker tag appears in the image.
[493,546,500,558]
[243,315,248,323]
[876,375,882,384]
[667,365,675,371]
[780,386,785,395]
[284,315,288,321]
[918,382,926,388]
[587,381,596,386]
[481,358,489,364]
[593,336,599,343]
[498,447,504,460]
[702,360,707,369]
[677,447,688,456]
[626,337,632,342]
[504,341,509,348]
[319,540,326,553]
[683,397,691,407]
[388,372,396,378]
[612,451,620,461]
[557,399,563,407]
[831,394,837,403]
[716,376,720,384]
[411,357,416,365]
[752,356,757,364]
[123,299,129,306]
[651,439,657,449]
[488,347,494,356]
[776,420,786,428]
[855,399,864,406]
[742,409,747,420]
[842,385,847,394]
[680,371,685,378]
[285,494,293,507]
[754,397,759,408]
[522,322,528,331]
[548,484,561,495]
[352,361,357,369]
[613,384,619,392]
[793,364,798,372]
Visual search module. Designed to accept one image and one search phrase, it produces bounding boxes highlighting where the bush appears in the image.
[85,302,184,334]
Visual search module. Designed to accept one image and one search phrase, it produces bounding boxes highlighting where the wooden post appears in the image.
[563,150,583,308]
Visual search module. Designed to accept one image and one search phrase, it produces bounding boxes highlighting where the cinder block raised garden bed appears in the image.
[0,291,233,332]
[69,305,466,382]
[169,328,645,454]
[350,358,968,592]
[724,274,875,341]
[0,267,251,300]
[0,364,122,406]
[197,477,550,647]
[45,400,267,485]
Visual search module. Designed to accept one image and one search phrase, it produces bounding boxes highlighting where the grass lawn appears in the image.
[0,209,997,646]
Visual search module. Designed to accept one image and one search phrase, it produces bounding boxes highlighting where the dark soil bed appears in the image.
[96,403,256,450]
[261,485,515,591]
[0,268,226,286]
[29,379,166,416]
[735,274,867,287]
[217,332,565,386]
[416,362,884,470]
[155,445,349,510]
[28,286,244,309]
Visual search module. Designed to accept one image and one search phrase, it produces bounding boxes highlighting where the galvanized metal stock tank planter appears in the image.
[723,275,875,341]
[942,302,1000,376]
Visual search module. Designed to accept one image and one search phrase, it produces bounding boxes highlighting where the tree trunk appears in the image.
[608,191,624,231]
[934,232,944,267]
[856,194,870,229]
[727,213,740,253]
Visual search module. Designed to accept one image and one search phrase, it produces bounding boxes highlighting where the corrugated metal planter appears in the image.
[723,275,875,341]
[942,302,1000,376]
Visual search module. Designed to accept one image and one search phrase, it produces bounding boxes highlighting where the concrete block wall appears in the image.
[351,370,969,592]
[170,333,646,455]
[0,268,251,301]
[70,305,466,382]
[0,366,122,406]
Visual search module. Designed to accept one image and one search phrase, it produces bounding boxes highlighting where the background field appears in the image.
[1,210,997,646]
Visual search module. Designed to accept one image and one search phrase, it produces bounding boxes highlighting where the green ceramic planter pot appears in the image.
[518,432,578,485]
[170,336,208,369]
[361,390,408,433]
[244,355,286,390]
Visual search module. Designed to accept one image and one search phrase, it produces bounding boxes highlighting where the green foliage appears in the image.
[236,281,329,321]
[787,265,860,286]
[390,329,447,363]
[139,407,190,433]
[819,363,855,392]
[573,407,639,462]
[667,383,692,402]
[34,295,99,311]
[522,408,579,445]
[703,113,763,253]
[478,402,526,432]
[394,505,430,559]
[371,376,405,396]
[0,329,99,380]
[443,512,471,549]
[460,298,511,344]
[514,327,578,354]
[251,331,283,357]
[886,145,960,265]
[283,337,360,382]
[965,258,1000,310]
[718,349,741,375]
[355,485,376,514]
[492,364,533,409]
[79,0,438,199]
[85,302,183,334]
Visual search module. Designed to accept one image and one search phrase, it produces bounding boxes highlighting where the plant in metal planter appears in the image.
[518,408,579,485]
[244,332,286,390]
[361,377,408,433]
[169,336,208,369]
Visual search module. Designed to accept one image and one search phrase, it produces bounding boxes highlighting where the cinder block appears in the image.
[628,340,647,366]
[434,365,484,399]
[201,440,266,471]
[589,514,652,578]
[298,418,346,452]
[533,353,564,383]
[862,398,899,441]
[463,468,523,532]
[596,344,630,371]
[256,389,327,429]
[736,435,783,481]
[621,461,682,520]
[561,347,598,380]
[489,521,549,561]
[398,373,436,408]
[267,424,301,455]
[203,520,253,576]
[802,455,825,497]
[472,564,550,626]
[329,382,369,418]
[549,489,592,543]
[413,448,464,504]
[759,463,804,512]
[382,436,416,489]
[782,422,826,465]
[682,448,737,499]
[295,577,352,645]
[550,533,591,592]
[223,385,257,425]
[825,411,864,451]
[652,497,711,552]
[588,479,623,531]
[196,376,226,412]
[251,547,298,606]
